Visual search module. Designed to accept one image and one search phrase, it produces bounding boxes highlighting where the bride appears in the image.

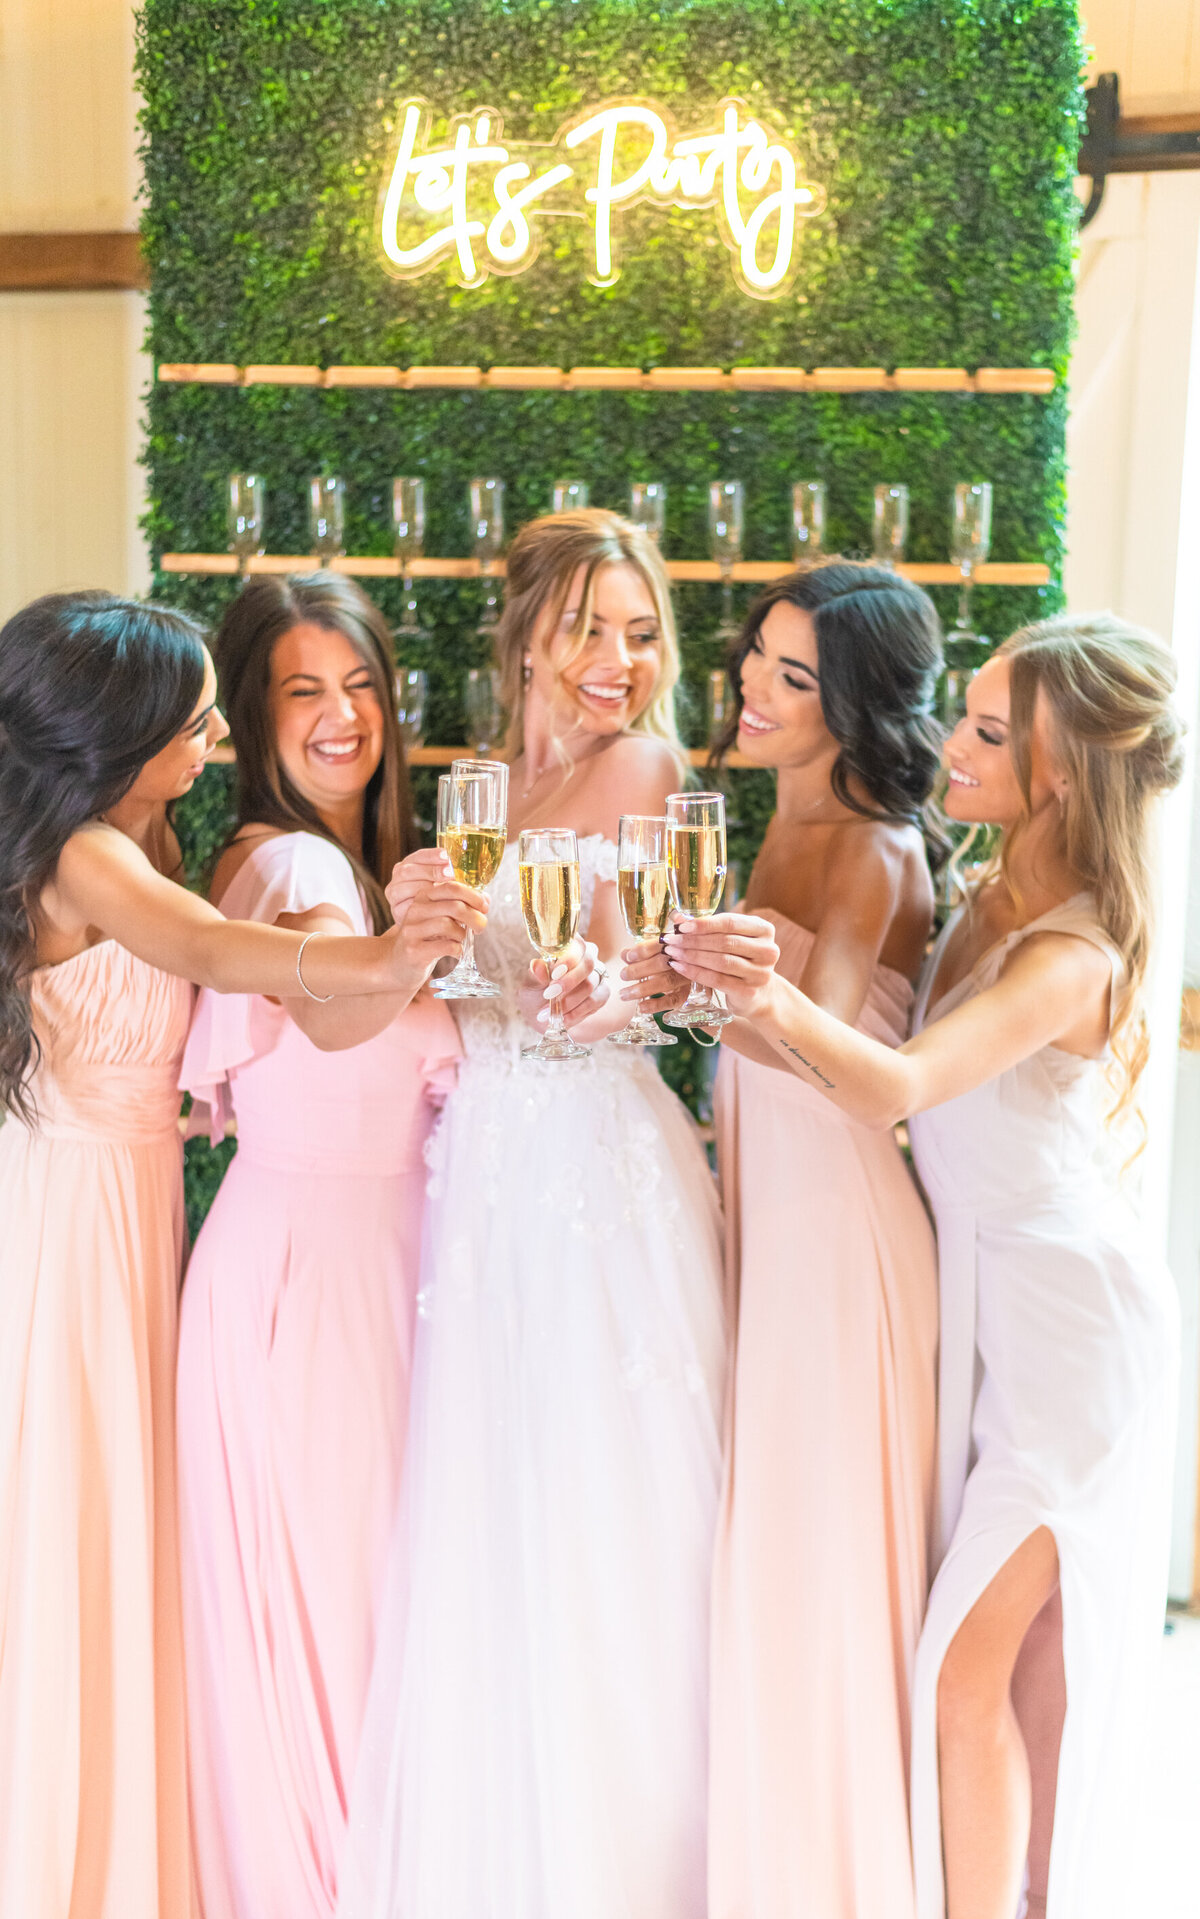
[338,510,727,1919]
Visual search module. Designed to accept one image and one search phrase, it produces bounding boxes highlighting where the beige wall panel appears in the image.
[0,291,150,619]
[0,0,138,231]
[1081,0,1200,109]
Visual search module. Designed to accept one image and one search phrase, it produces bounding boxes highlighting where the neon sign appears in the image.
[379,97,824,298]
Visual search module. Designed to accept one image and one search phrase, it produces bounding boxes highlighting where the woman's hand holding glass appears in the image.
[524,937,610,1034]
[383,847,490,987]
[621,912,782,1023]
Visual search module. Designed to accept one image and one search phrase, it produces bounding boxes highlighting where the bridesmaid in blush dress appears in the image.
[650,615,1182,1919]
[176,575,462,1919]
[682,562,943,1919]
[0,591,484,1919]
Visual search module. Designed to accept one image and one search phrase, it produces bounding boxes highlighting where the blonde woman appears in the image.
[633,616,1182,1919]
[340,512,726,1919]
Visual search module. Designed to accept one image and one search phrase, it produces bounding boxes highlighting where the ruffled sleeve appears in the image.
[179,833,369,1141]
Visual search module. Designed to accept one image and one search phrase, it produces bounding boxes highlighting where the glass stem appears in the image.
[545,980,566,1038]
[459,927,475,974]
[720,574,734,629]
[957,564,973,631]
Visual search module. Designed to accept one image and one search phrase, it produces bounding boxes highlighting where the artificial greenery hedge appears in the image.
[140,0,1083,1229]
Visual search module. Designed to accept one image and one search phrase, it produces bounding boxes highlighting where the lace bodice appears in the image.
[453,833,620,1066]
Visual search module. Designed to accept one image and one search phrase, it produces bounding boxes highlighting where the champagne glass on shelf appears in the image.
[432,762,508,1000]
[308,476,345,565]
[662,790,734,1032]
[551,479,589,514]
[465,666,505,755]
[470,477,505,635]
[519,827,590,1062]
[609,814,677,1049]
[393,477,428,642]
[872,483,909,568]
[629,481,667,546]
[395,667,427,748]
[790,480,826,563]
[941,481,994,724]
[227,474,266,573]
[708,480,745,644]
[707,669,731,746]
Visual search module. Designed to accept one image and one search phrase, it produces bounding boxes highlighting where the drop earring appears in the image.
[523,653,533,687]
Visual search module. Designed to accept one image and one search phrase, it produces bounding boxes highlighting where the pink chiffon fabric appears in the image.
[709,911,938,1919]
[176,832,459,1919]
[0,941,193,1919]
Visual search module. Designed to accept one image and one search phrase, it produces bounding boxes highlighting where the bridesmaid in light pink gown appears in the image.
[647,562,944,1919]
[0,590,482,1919]
[175,575,461,1919]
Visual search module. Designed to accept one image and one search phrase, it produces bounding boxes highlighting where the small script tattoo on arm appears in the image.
[775,1037,835,1089]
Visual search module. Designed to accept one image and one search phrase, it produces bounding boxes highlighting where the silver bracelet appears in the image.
[296,931,334,1003]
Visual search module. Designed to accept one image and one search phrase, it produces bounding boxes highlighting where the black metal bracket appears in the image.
[1079,72,1200,228]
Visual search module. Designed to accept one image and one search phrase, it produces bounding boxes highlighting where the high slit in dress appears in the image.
[906,895,1179,1919]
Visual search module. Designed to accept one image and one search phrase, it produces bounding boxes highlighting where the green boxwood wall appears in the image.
[139,0,1082,1231]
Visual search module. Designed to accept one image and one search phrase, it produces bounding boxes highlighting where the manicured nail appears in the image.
[551,962,567,980]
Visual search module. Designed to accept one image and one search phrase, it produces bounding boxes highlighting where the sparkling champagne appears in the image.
[667,823,726,917]
[520,859,581,958]
[618,862,670,941]
[438,825,507,890]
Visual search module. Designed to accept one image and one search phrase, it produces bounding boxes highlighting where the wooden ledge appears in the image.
[157,362,1058,396]
[161,554,1052,587]
[0,232,148,292]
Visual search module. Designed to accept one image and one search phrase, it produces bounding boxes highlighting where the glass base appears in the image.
[521,1029,591,1062]
[432,965,502,1000]
[607,1018,678,1047]
[663,1001,735,1031]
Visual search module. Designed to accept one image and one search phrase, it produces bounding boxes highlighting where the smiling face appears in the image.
[125,648,228,803]
[735,600,837,772]
[944,652,1062,826]
[529,561,664,737]
[268,621,385,812]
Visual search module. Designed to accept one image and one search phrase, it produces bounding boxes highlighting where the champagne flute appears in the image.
[470,476,505,634]
[465,665,505,755]
[662,790,734,1031]
[432,762,508,999]
[708,480,744,643]
[393,477,427,641]
[629,481,667,546]
[872,484,909,568]
[707,669,731,747]
[609,814,677,1048]
[227,473,266,573]
[941,481,994,724]
[395,666,427,747]
[790,480,825,563]
[551,479,589,514]
[308,476,345,565]
[519,827,590,1061]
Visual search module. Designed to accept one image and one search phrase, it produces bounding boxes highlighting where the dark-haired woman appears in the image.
[642,562,943,1919]
[0,591,483,1919]
[175,574,465,1919]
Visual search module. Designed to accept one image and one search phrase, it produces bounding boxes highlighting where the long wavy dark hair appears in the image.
[714,559,950,869]
[0,591,207,1122]
[213,573,417,933]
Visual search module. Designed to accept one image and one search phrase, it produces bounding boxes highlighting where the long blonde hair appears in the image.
[992,613,1183,1120]
[495,509,684,772]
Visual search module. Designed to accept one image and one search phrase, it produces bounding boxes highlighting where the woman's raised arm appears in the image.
[53,823,487,1005]
[639,911,1111,1128]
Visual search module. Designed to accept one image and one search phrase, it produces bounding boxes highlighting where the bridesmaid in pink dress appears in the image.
[0,590,484,1919]
[176,575,461,1919]
[629,561,943,1919]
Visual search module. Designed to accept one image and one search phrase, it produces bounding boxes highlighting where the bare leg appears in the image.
[1011,1586,1065,1914]
[937,1528,1060,1919]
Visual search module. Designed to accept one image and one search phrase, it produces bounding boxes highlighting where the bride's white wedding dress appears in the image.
[339,836,727,1919]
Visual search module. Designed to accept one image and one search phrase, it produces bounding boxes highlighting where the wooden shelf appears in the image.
[157,362,1057,396]
[162,553,1052,587]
